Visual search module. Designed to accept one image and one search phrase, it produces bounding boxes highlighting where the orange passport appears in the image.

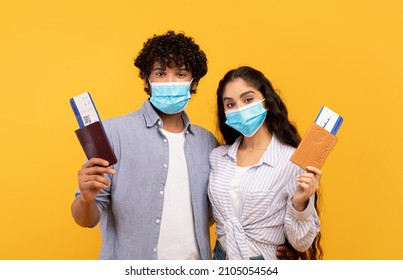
[290,123,338,170]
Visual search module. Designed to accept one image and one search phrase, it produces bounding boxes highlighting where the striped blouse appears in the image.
[208,135,320,260]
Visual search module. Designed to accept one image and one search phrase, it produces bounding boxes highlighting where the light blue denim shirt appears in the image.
[75,100,218,259]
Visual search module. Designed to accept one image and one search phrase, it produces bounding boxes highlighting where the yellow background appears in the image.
[1,0,402,260]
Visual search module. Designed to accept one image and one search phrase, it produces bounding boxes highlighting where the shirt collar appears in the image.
[226,134,282,167]
[140,99,193,134]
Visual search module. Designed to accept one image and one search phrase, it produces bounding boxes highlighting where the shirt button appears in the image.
[163,164,168,168]
[158,121,161,125]
[153,248,157,252]
[156,219,160,224]
[163,139,167,143]
[160,191,164,195]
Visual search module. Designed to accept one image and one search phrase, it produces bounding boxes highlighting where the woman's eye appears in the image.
[155,72,165,77]
[226,103,234,108]
[244,97,254,103]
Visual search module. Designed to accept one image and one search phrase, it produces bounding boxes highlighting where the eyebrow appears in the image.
[151,66,188,71]
[223,90,256,101]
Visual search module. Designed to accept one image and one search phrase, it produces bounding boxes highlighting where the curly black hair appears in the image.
[134,30,208,94]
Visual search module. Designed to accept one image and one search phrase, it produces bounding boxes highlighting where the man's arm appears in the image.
[71,197,100,228]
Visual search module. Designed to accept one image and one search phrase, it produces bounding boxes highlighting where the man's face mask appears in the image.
[225,99,267,137]
[149,79,193,114]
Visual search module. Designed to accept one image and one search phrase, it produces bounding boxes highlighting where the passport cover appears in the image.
[75,121,117,166]
[290,123,338,170]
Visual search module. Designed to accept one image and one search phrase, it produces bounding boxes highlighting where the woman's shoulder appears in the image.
[272,134,297,155]
[212,144,231,154]
[210,144,232,160]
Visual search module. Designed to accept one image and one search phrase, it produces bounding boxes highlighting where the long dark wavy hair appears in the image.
[216,66,323,260]
[134,30,208,94]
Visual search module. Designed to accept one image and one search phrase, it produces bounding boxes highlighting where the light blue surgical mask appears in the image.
[225,99,267,137]
[149,79,193,114]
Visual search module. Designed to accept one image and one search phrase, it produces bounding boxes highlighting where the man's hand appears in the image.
[275,243,299,260]
[78,158,115,204]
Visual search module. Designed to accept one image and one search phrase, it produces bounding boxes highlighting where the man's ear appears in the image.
[144,79,151,95]
[191,81,198,94]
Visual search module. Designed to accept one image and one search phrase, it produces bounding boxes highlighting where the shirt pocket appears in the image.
[241,190,276,222]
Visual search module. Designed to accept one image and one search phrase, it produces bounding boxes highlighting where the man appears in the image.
[71,30,217,260]
[71,30,297,260]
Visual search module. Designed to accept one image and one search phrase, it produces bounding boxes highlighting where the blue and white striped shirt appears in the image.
[208,135,320,260]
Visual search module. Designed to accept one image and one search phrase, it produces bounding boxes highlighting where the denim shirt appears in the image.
[75,100,218,259]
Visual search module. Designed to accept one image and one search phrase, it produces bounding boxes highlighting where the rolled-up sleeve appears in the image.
[284,194,320,252]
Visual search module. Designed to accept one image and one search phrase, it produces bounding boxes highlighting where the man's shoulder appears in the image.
[189,123,213,136]
[102,110,144,137]
[104,110,141,127]
[189,124,218,145]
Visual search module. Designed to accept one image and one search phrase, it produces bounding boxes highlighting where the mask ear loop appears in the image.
[189,78,196,93]
[262,98,269,111]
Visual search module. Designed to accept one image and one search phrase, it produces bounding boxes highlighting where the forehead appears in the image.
[223,78,259,98]
[151,61,188,70]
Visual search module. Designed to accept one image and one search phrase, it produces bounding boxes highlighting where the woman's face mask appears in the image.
[149,79,193,114]
[225,99,267,137]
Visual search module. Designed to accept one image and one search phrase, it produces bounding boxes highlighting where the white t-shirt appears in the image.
[219,165,261,258]
[157,129,201,259]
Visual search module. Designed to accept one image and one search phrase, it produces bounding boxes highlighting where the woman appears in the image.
[208,66,322,260]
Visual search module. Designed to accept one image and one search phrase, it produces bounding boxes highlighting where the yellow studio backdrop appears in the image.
[0,0,402,260]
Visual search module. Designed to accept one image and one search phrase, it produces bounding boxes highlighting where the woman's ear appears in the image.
[263,99,270,111]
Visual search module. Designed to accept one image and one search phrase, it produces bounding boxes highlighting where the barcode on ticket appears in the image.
[70,92,101,128]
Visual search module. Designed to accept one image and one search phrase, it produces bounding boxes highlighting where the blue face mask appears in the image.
[149,79,193,114]
[225,99,267,137]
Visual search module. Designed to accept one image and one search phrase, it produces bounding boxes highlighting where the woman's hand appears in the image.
[292,166,321,211]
